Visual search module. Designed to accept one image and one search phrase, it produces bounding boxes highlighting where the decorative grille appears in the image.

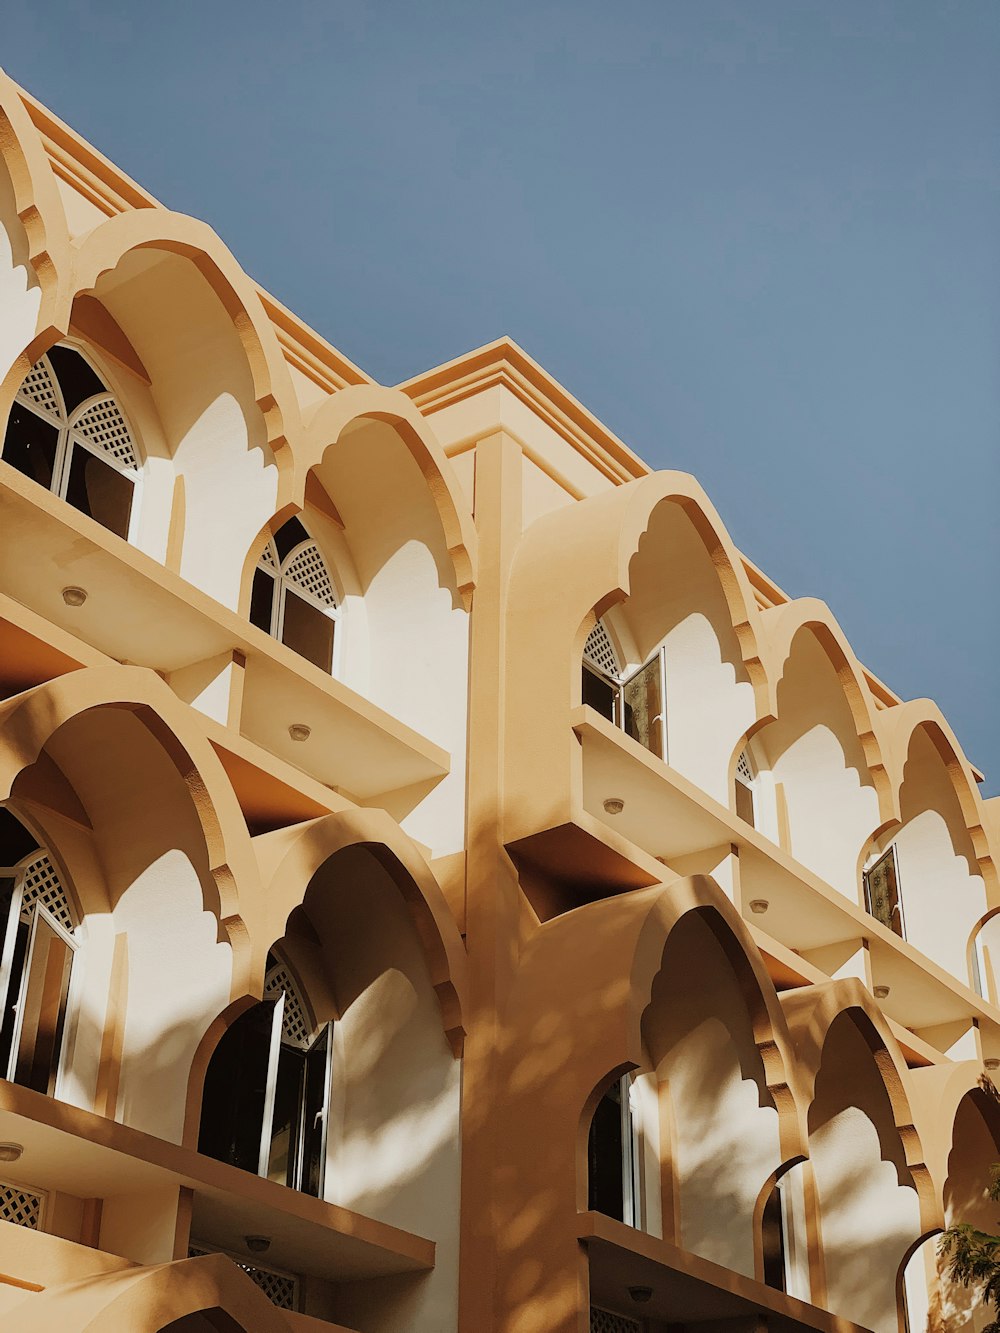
[188,1243,297,1311]
[18,852,76,931]
[72,395,138,469]
[264,962,314,1050]
[736,749,754,784]
[0,1181,43,1230]
[282,542,337,608]
[17,356,62,419]
[584,620,619,677]
[258,540,278,570]
[590,1308,642,1333]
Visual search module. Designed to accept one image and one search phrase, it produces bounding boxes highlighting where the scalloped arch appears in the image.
[299,384,478,607]
[761,597,895,827]
[257,805,468,1056]
[70,207,301,473]
[0,665,260,995]
[781,977,939,1232]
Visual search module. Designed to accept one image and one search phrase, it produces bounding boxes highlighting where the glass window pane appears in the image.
[588,1081,625,1221]
[64,446,133,539]
[250,567,276,634]
[47,345,104,414]
[13,913,73,1095]
[281,590,334,673]
[582,665,618,723]
[762,1182,787,1289]
[735,778,755,827]
[2,404,59,491]
[198,1001,275,1174]
[864,848,903,937]
[0,888,26,1078]
[301,1027,330,1198]
[267,1043,305,1188]
[622,657,663,758]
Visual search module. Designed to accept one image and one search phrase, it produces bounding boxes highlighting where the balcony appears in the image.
[581,1211,871,1332]
[0,463,449,802]
[0,1080,433,1285]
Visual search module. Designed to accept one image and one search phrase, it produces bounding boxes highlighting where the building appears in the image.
[0,64,997,1333]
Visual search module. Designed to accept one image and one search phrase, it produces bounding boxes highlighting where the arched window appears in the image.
[0,808,79,1096]
[863,844,905,939]
[2,345,140,540]
[198,954,333,1197]
[582,618,666,760]
[735,747,756,826]
[588,1073,643,1228]
[761,1168,811,1299]
[250,518,340,674]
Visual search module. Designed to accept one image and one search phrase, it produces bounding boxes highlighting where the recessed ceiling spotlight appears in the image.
[288,724,311,743]
[61,586,87,607]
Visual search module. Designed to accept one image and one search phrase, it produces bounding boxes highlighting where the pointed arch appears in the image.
[298,384,478,606]
[0,664,260,993]
[256,806,468,1054]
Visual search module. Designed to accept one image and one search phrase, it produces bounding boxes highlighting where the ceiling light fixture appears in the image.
[288,724,311,743]
[749,899,769,915]
[61,586,87,607]
[244,1235,271,1254]
[0,1143,24,1163]
[603,797,625,816]
[873,984,890,1000]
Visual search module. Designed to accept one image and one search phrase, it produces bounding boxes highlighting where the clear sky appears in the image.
[5,1,999,792]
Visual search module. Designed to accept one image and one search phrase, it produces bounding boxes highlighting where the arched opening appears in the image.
[586,1070,653,1231]
[936,1088,1000,1330]
[759,1162,811,1300]
[0,805,79,1097]
[808,1013,922,1332]
[2,342,140,540]
[199,951,331,1197]
[249,516,341,675]
[581,615,664,758]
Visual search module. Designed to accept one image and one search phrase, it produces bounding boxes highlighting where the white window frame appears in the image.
[7,346,143,542]
[862,843,907,940]
[619,1073,644,1230]
[583,622,669,764]
[255,535,342,677]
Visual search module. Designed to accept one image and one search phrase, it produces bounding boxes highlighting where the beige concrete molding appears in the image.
[300,384,479,607]
[760,597,895,828]
[781,977,940,1234]
[254,807,469,1055]
[0,665,260,994]
[909,1060,1000,1204]
[18,1251,292,1332]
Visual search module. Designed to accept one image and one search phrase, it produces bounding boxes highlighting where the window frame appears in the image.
[253,533,342,677]
[862,844,906,940]
[582,621,669,764]
[4,345,143,543]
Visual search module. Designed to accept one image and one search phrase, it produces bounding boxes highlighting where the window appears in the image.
[735,748,756,827]
[863,846,905,939]
[250,518,340,674]
[0,808,78,1096]
[2,345,139,540]
[198,954,332,1197]
[762,1170,811,1300]
[587,1074,642,1228]
[582,620,666,761]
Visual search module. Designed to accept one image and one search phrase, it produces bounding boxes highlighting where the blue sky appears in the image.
[5,1,999,791]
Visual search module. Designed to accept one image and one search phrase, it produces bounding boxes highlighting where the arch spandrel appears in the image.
[760,598,895,828]
[0,665,260,994]
[255,806,468,1056]
[69,208,300,471]
[20,1252,292,1333]
[298,384,478,608]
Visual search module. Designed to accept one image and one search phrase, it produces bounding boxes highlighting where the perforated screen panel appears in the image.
[18,852,76,931]
[17,357,62,420]
[584,620,619,677]
[736,749,754,784]
[258,539,278,570]
[0,1181,43,1230]
[264,962,314,1050]
[590,1309,642,1333]
[189,1243,298,1311]
[72,395,138,469]
[282,542,337,608]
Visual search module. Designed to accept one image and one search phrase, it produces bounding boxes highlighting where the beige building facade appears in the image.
[0,67,997,1333]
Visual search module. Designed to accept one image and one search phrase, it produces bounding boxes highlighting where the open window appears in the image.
[198,954,333,1197]
[761,1169,811,1299]
[735,748,756,827]
[582,620,666,761]
[250,518,340,674]
[863,846,905,939]
[0,808,79,1097]
[2,345,140,540]
[588,1073,643,1229]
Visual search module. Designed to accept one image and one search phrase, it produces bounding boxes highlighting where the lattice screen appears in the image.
[590,1308,642,1333]
[736,749,754,784]
[189,1242,298,1311]
[0,1181,43,1230]
[258,539,278,570]
[72,396,138,469]
[283,542,337,608]
[17,356,62,419]
[18,852,76,932]
[264,961,314,1050]
[584,620,619,677]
